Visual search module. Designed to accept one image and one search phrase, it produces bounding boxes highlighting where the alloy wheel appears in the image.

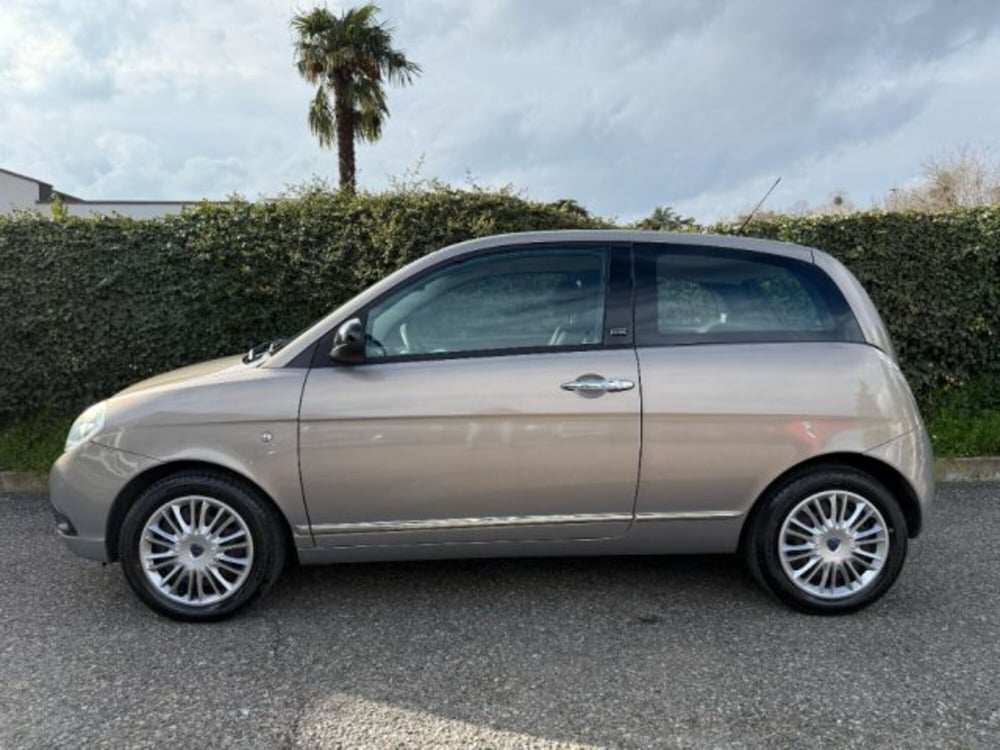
[139,495,255,607]
[777,490,889,600]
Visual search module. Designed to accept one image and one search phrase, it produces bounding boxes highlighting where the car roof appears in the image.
[433,230,815,264]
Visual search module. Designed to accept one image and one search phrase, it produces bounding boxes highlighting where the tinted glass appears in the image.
[635,244,862,346]
[365,248,608,359]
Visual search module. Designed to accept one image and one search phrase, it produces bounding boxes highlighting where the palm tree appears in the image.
[291,4,421,194]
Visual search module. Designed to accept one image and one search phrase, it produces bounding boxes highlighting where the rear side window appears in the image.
[634,244,862,346]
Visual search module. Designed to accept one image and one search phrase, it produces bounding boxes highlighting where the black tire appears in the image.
[118,472,287,622]
[743,465,908,615]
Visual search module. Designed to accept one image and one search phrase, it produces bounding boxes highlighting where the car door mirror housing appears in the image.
[330,318,366,363]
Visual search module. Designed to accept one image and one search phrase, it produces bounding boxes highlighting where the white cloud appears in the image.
[1,0,999,221]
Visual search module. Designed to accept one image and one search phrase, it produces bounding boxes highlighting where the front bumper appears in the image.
[49,441,160,562]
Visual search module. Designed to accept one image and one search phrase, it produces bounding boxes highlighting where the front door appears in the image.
[298,244,641,547]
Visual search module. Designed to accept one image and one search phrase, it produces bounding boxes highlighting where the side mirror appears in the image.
[330,318,366,363]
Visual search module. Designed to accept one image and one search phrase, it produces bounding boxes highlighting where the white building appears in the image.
[0,167,213,218]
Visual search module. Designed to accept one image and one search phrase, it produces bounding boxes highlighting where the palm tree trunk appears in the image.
[333,75,356,194]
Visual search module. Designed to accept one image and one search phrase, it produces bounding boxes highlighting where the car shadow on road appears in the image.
[268,552,766,619]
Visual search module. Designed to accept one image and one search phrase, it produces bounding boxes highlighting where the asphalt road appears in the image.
[1,484,999,749]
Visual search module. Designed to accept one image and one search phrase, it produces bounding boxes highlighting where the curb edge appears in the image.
[0,471,48,494]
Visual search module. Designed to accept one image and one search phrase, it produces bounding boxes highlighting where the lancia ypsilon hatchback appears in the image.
[50,231,933,620]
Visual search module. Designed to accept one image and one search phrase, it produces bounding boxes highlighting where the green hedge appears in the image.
[720,210,1000,402]
[1,188,997,422]
[0,187,605,420]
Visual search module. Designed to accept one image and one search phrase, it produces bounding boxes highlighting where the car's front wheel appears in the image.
[744,466,908,614]
[118,472,287,621]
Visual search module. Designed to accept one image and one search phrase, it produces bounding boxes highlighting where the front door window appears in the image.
[365,248,608,359]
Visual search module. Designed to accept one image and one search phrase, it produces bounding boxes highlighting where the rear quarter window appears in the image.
[634,244,863,346]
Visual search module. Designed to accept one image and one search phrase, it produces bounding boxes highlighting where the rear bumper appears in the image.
[865,427,935,537]
[49,441,160,563]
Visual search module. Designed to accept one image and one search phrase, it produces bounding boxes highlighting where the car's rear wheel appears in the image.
[743,466,908,614]
[118,472,287,621]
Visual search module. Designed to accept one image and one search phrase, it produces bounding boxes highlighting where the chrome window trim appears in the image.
[266,230,819,370]
[298,510,743,536]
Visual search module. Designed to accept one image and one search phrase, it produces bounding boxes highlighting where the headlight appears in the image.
[65,401,107,452]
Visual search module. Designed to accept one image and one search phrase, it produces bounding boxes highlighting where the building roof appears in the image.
[0,166,212,205]
[0,167,86,202]
[0,166,51,187]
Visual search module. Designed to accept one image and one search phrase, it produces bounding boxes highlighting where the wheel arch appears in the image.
[738,452,923,552]
[105,460,296,563]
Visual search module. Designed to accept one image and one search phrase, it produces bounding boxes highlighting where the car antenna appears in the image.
[737,176,781,234]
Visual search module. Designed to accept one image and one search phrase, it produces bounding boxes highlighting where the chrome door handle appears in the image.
[602,378,636,392]
[561,374,635,394]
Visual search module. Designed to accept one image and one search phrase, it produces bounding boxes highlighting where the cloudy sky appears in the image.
[2,0,999,222]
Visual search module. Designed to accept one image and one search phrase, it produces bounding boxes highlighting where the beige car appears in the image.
[50,231,934,621]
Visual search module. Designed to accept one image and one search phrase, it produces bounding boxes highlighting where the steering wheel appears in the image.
[365,333,387,357]
[696,317,728,333]
[399,321,433,354]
